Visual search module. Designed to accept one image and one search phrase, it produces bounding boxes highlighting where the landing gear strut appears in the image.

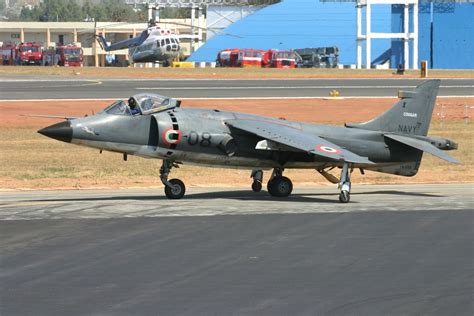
[338,162,351,203]
[251,170,263,192]
[267,168,293,197]
[160,160,185,199]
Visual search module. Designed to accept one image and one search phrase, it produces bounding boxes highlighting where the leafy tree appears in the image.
[9,0,281,22]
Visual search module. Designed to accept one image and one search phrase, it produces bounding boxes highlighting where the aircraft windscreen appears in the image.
[104,100,131,115]
[103,95,176,116]
[136,95,171,114]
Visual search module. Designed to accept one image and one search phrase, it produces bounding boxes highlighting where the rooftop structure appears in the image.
[188,0,474,69]
[0,20,204,66]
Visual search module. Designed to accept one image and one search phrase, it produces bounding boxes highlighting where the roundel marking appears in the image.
[315,144,342,155]
[162,128,182,145]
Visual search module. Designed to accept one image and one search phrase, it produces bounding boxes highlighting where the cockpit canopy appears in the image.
[103,93,180,116]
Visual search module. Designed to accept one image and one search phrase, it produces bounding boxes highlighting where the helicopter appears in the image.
[96,19,181,66]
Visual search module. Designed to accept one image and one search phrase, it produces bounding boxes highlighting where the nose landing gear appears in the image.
[160,160,185,199]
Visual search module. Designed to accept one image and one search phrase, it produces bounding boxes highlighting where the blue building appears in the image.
[189,0,474,69]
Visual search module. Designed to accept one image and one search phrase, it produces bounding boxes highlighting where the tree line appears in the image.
[13,0,281,22]
[18,0,146,22]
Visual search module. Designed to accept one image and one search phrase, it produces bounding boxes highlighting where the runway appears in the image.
[1,77,473,100]
[1,184,473,315]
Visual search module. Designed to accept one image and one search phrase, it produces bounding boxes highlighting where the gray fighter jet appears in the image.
[38,80,458,202]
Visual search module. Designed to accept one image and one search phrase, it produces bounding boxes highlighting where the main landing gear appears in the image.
[250,168,293,197]
[160,160,185,199]
[267,168,293,197]
[338,162,351,203]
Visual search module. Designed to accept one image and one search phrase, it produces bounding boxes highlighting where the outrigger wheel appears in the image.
[164,178,185,199]
[338,162,351,203]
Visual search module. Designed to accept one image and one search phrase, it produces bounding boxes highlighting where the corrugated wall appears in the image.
[191,1,473,69]
[392,3,474,69]
[189,0,392,65]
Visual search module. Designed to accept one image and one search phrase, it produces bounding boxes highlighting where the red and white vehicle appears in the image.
[262,49,296,68]
[1,42,43,65]
[236,49,264,67]
[217,48,296,68]
[216,48,240,67]
[17,42,43,65]
[44,43,83,67]
[1,42,16,65]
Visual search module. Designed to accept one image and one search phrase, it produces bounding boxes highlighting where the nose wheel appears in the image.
[160,160,186,199]
[164,179,185,199]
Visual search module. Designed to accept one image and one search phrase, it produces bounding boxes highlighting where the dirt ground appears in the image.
[0,97,472,190]
[1,66,473,79]
[3,97,472,127]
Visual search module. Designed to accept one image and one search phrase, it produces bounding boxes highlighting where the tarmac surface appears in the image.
[1,184,473,315]
[1,77,473,100]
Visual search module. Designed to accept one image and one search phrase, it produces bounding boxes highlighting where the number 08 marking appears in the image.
[187,131,212,147]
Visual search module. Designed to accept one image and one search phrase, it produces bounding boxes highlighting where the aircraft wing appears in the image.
[225,119,373,164]
[384,133,460,164]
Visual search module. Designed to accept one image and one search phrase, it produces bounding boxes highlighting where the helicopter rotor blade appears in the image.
[76,21,146,34]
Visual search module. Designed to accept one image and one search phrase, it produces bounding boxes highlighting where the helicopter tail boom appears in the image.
[96,30,148,52]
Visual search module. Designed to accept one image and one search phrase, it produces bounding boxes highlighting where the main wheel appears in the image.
[252,181,262,192]
[164,178,186,199]
[268,176,293,197]
[339,190,350,203]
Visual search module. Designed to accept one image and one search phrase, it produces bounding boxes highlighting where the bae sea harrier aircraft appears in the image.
[38,80,458,202]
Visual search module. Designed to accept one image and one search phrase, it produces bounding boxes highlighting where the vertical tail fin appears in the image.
[346,80,440,136]
[95,35,110,51]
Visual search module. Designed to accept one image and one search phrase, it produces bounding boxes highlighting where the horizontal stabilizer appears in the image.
[384,133,460,164]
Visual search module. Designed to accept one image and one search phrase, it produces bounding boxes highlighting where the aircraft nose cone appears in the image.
[38,121,73,143]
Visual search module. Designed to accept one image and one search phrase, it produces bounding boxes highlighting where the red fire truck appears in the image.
[236,49,264,67]
[44,44,83,67]
[262,49,296,68]
[17,42,43,65]
[1,42,43,65]
[216,48,240,67]
[217,48,296,68]
[217,48,264,67]
[1,42,16,65]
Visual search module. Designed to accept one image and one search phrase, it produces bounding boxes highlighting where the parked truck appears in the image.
[217,48,296,68]
[262,49,296,68]
[16,42,43,65]
[1,42,43,65]
[43,43,83,67]
[1,42,16,65]
[294,47,339,68]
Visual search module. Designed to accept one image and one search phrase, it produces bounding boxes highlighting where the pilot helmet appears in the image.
[128,97,137,108]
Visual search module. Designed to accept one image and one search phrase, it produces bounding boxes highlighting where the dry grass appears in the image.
[0,65,473,79]
[0,121,471,190]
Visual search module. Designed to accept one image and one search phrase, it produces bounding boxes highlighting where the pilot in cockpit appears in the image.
[128,97,141,115]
